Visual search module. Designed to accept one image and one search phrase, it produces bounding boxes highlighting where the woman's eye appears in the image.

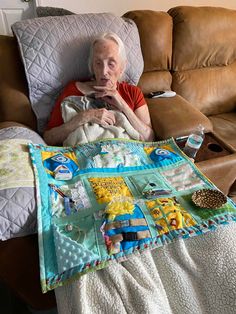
[109,62,115,68]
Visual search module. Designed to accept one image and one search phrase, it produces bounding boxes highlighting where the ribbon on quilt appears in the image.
[28,138,236,293]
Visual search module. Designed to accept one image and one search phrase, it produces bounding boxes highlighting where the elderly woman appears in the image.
[43,32,154,146]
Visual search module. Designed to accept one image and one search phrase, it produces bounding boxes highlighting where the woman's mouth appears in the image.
[100,78,110,85]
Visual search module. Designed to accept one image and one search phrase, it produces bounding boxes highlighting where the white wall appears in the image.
[38,0,236,15]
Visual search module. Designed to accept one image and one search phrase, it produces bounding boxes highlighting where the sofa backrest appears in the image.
[169,6,236,116]
[123,10,173,95]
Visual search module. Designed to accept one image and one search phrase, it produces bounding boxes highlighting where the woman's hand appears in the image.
[90,85,155,141]
[86,108,116,126]
[92,85,126,112]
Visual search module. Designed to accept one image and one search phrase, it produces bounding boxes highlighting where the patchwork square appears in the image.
[89,177,132,203]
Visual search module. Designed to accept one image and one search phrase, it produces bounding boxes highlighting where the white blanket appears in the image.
[55,222,236,314]
[61,96,141,145]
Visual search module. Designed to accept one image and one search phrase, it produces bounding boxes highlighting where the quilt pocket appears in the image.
[102,203,152,255]
[93,143,142,168]
[161,163,205,191]
[127,173,171,197]
[52,213,100,274]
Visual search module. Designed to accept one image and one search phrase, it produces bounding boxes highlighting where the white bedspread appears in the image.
[55,222,236,314]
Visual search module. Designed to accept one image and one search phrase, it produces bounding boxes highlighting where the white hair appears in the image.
[88,32,127,77]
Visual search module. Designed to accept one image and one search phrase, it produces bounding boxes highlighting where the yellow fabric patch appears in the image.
[160,144,175,153]
[146,197,197,234]
[146,200,156,209]
[156,218,169,234]
[105,197,135,220]
[143,146,155,155]
[89,177,132,204]
[150,207,162,219]
[143,144,174,156]
[168,211,184,229]
[182,212,197,227]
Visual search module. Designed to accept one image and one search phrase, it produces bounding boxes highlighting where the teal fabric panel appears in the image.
[28,138,236,293]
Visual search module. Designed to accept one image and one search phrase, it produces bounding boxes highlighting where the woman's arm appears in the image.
[93,86,155,142]
[43,81,116,146]
[114,96,155,142]
[124,104,155,142]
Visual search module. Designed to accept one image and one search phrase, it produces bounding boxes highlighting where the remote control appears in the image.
[147,91,165,98]
[148,91,176,98]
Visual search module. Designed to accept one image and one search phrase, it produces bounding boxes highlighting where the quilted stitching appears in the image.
[0,187,37,241]
[12,13,144,133]
[0,126,45,143]
[0,127,44,240]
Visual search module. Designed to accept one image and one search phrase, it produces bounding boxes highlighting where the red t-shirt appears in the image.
[46,81,146,130]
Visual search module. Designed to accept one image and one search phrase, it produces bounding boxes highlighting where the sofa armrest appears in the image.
[0,235,56,310]
[147,94,213,139]
[196,153,236,195]
[0,121,33,130]
[0,121,45,144]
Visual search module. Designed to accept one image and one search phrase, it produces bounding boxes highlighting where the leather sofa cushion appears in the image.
[124,10,172,72]
[169,6,236,116]
[171,64,236,116]
[0,36,36,129]
[169,6,236,71]
[138,71,172,96]
[124,10,172,93]
[208,112,236,150]
[197,153,236,196]
[148,94,212,139]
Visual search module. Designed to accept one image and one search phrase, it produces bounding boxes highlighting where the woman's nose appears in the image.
[101,63,109,75]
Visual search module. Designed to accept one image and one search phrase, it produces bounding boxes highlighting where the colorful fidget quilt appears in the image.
[28,138,236,293]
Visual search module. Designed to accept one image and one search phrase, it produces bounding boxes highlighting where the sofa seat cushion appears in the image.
[209,112,236,150]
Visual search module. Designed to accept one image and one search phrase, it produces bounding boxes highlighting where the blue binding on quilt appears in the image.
[28,138,236,293]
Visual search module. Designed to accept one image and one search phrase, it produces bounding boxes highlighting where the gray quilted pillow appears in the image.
[0,127,45,240]
[12,13,144,133]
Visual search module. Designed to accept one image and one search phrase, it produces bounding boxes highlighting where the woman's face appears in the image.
[92,39,124,88]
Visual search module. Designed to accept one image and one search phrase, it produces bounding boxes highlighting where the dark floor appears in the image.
[0,282,58,314]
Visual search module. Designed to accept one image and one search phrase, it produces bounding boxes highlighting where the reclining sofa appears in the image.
[0,5,236,311]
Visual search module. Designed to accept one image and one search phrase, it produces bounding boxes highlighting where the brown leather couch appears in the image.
[0,5,236,311]
[124,6,236,199]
